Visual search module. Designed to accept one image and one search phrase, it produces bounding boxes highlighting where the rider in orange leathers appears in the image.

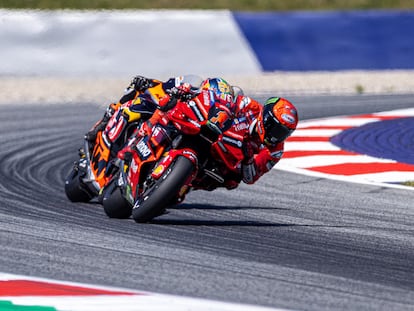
[85,75,204,143]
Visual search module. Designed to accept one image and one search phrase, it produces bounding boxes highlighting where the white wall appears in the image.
[0,9,261,78]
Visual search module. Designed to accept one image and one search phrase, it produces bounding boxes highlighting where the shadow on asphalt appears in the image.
[150,218,294,227]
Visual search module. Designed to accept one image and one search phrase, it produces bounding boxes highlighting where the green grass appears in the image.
[2,0,414,10]
[402,181,414,187]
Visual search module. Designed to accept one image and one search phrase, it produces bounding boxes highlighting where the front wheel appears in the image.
[64,165,94,202]
[132,156,195,223]
[102,177,132,219]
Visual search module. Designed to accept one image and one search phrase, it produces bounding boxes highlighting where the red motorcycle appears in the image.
[102,89,247,223]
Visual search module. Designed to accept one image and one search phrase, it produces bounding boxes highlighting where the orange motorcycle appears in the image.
[64,92,158,203]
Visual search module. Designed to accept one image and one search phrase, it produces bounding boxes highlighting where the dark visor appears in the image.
[263,107,293,145]
[264,122,293,145]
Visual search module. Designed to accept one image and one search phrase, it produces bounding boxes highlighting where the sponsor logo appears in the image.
[152,164,165,178]
[188,119,201,128]
[203,91,211,106]
[137,140,151,158]
[189,100,205,121]
[234,116,247,124]
[234,122,249,131]
[223,136,243,148]
[281,113,296,124]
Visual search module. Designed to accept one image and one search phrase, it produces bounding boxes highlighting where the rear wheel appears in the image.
[132,156,195,223]
[64,166,94,202]
[103,177,132,219]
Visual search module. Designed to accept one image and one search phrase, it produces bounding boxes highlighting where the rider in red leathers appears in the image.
[196,94,298,190]
[233,95,299,185]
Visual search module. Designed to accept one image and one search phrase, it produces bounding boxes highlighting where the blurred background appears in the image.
[1,0,414,103]
[2,0,414,10]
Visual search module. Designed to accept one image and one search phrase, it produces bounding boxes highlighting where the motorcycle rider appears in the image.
[233,95,299,185]
[184,94,299,191]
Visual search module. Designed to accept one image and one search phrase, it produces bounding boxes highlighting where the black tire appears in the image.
[132,156,195,223]
[103,178,132,219]
[64,167,93,203]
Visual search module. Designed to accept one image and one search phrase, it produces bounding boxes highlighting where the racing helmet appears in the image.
[232,85,244,100]
[201,78,234,102]
[258,97,298,146]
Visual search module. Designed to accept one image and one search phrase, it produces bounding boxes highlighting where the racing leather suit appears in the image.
[231,95,285,184]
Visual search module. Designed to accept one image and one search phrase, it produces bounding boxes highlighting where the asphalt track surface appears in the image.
[0,94,413,311]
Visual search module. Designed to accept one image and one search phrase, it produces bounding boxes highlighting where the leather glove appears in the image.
[157,94,178,112]
[130,75,151,91]
[241,138,258,184]
[200,122,220,142]
[241,137,256,165]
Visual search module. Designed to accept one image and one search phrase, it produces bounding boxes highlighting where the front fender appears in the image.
[151,148,198,180]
